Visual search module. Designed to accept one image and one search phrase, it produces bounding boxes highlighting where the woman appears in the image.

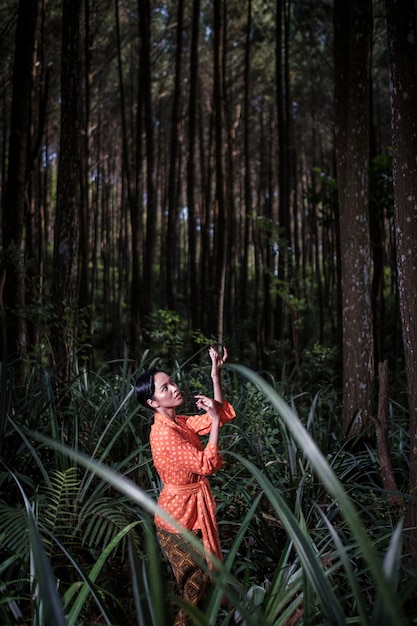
[134,346,235,625]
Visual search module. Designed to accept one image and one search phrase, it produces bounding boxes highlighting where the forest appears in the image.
[1,0,417,624]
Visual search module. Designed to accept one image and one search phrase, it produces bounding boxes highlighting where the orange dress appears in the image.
[150,400,235,566]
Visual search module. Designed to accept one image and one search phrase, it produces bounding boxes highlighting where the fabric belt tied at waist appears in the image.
[162,478,222,569]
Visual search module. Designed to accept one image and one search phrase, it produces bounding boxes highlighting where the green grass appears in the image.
[0,356,415,625]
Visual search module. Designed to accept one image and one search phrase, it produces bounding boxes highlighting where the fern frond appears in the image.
[0,503,29,560]
[77,496,143,559]
[40,467,80,556]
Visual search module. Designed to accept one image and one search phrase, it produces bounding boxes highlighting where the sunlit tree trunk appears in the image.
[51,0,81,383]
[334,0,374,435]
[386,0,417,563]
[1,0,38,361]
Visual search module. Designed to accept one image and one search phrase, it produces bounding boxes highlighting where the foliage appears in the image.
[0,0,402,380]
[0,353,415,624]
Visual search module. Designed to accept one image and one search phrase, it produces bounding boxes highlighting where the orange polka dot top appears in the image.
[150,399,235,563]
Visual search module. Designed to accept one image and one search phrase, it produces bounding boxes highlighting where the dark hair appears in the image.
[134,367,160,407]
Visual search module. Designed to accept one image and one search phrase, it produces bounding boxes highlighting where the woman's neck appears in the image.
[156,407,177,421]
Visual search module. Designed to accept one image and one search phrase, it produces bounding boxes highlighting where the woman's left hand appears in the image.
[209,345,228,378]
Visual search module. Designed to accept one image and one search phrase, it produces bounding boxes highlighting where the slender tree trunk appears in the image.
[240,0,252,352]
[374,360,403,509]
[213,0,227,342]
[166,0,184,310]
[1,0,38,361]
[78,0,94,363]
[275,0,291,343]
[51,0,81,383]
[199,111,214,335]
[310,142,324,344]
[187,0,201,333]
[130,17,144,358]
[261,107,274,351]
[386,0,417,564]
[138,0,156,326]
[334,0,374,435]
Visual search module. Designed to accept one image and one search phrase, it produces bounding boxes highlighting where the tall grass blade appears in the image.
[7,418,52,487]
[318,507,368,623]
[229,364,407,625]
[263,538,303,622]
[12,474,67,626]
[30,433,270,625]
[43,529,115,625]
[128,532,156,626]
[143,518,168,626]
[229,452,345,625]
[372,520,403,626]
[66,520,140,626]
[205,493,263,622]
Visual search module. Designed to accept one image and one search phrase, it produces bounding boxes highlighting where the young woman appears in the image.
[134,346,235,626]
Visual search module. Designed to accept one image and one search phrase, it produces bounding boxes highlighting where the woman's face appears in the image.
[149,371,184,410]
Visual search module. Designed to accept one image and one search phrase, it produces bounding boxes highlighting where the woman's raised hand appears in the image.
[209,345,228,379]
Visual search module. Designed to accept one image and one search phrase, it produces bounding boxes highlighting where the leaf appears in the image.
[228,364,407,626]
[66,520,140,626]
[11,473,67,626]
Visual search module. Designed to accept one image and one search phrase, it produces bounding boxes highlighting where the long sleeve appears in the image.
[150,400,235,544]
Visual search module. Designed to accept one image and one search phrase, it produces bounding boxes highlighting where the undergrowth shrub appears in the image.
[0,355,414,625]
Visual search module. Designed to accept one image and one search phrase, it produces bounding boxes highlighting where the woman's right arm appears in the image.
[150,412,223,476]
[195,395,220,446]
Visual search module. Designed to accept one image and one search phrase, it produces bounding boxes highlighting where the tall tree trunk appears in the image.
[78,0,94,363]
[138,0,156,327]
[334,0,374,435]
[115,0,142,356]
[26,2,50,353]
[386,0,417,564]
[51,0,81,383]
[213,0,227,342]
[166,0,184,310]
[187,0,201,333]
[240,0,252,352]
[1,0,38,361]
[275,0,291,343]
[130,17,144,358]
[199,111,214,336]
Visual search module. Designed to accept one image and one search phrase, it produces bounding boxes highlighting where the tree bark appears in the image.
[275,0,291,343]
[386,0,417,564]
[138,0,156,325]
[51,0,81,383]
[334,0,374,435]
[166,0,184,310]
[187,0,201,333]
[1,0,38,361]
[240,0,252,354]
[373,360,403,509]
[213,0,227,343]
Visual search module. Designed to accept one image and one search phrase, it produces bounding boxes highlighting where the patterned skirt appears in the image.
[157,527,212,626]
